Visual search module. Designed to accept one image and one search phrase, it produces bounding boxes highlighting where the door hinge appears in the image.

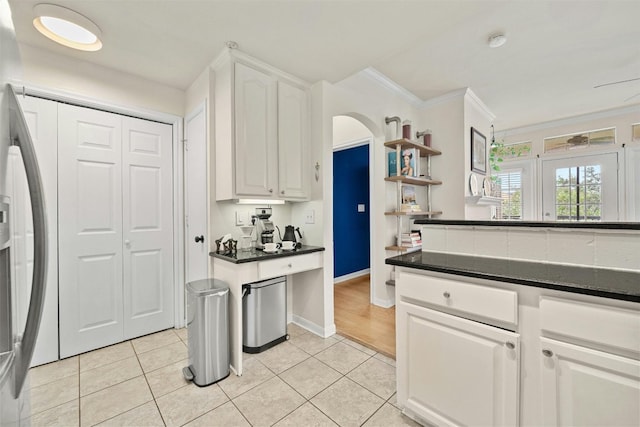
[182,139,188,151]
[185,214,189,227]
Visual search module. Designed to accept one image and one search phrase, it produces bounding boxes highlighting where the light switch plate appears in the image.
[305,210,315,224]
[235,211,245,226]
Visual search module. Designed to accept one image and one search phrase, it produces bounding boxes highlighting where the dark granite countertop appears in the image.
[386,251,640,303]
[413,219,640,230]
[210,245,324,264]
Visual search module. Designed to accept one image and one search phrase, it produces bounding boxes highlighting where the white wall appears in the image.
[321,70,424,308]
[333,115,373,148]
[417,95,466,219]
[19,44,184,116]
[464,91,495,220]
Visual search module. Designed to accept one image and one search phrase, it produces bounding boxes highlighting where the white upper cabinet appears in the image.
[214,52,310,201]
[234,62,278,197]
[277,80,309,200]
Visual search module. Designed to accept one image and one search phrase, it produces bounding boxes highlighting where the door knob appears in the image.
[195,235,204,243]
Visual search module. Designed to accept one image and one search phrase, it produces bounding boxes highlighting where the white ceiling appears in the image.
[8,0,640,129]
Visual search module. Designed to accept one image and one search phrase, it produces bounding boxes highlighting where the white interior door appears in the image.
[122,117,174,338]
[58,104,124,358]
[15,96,58,366]
[541,153,619,221]
[185,104,208,283]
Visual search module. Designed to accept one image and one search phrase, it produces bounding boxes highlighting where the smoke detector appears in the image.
[488,33,507,48]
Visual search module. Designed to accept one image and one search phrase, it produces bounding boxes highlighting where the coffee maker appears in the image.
[254,207,275,250]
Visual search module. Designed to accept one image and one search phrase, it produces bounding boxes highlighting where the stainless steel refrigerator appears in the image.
[1,0,49,424]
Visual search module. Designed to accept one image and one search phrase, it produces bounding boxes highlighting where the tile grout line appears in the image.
[134,339,168,427]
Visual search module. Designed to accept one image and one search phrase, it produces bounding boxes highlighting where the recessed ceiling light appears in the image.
[488,33,507,48]
[33,4,102,51]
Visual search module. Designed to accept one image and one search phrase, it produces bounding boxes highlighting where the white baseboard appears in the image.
[372,296,395,309]
[291,315,336,338]
[334,269,370,284]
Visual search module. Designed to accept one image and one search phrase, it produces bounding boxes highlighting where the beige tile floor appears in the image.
[27,325,420,427]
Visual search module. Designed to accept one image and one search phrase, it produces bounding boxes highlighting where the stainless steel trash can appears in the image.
[183,279,230,386]
[242,276,288,353]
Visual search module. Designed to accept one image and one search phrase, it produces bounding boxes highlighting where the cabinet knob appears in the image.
[281,190,285,195]
[443,291,451,298]
[124,239,131,248]
[542,349,554,358]
[287,263,292,268]
[505,341,515,350]
[269,188,274,193]
[195,235,204,243]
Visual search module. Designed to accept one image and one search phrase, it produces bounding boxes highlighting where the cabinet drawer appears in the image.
[258,252,322,280]
[398,271,518,327]
[540,297,640,357]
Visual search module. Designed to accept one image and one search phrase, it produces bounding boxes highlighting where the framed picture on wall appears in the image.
[471,127,487,174]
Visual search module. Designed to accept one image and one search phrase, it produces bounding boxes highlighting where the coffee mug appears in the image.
[281,241,295,250]
[263,242,280,252]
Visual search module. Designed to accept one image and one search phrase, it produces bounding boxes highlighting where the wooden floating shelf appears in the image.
[465,195,502,206]
[385,210,443,216]
[384,175,442,186]
[385,245,422,253]
[384,139,442,157]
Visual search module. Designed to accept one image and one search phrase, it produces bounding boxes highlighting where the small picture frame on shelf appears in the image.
[471,127,487,174]
[401,185,417,204]
[400,148,418,177]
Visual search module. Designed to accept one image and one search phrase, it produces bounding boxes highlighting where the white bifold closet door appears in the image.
[58,103,173,357]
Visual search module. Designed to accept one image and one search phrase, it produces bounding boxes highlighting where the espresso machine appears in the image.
[254,207,275,250]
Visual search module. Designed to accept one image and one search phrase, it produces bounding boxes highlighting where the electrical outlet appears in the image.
[305,210,315,224]
[235,211,245,226]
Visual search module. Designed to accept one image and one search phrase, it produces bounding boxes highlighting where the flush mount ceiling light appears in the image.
[33,3,102,51]
[488,33,507,48]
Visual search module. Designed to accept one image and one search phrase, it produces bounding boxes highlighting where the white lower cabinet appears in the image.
[540,337,640,427]
[396,268,640,427]
[397,277,520,426]
[539,297,640,427]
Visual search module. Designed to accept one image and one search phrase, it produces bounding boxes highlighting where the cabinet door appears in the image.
[277,80,309,200]
[58,104,124,358]
[234,62,278,197]
[397,301,520,426]
[540,337,640,426]
[122,117,174,339]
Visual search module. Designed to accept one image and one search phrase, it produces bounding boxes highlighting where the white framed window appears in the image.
[541,153,619,222]
[495,169,523,220]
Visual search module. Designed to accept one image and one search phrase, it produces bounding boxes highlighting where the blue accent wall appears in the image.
[333,144,370,278]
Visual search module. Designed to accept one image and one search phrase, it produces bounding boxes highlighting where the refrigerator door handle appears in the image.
[8,84,48,397]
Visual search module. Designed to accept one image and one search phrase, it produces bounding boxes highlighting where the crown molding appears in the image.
[501,103,640,136]
[209,47,310,88]
[360,67,424,107]
[417,88,467,109]
[464,88,496,121]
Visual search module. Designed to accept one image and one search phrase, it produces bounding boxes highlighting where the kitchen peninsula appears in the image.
[387,220,639,426]
[210,245,324,375]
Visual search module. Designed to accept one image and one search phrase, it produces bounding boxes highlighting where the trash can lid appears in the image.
[186,278,229,296]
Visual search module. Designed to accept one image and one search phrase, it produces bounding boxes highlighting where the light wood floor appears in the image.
[334,274,396,359]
